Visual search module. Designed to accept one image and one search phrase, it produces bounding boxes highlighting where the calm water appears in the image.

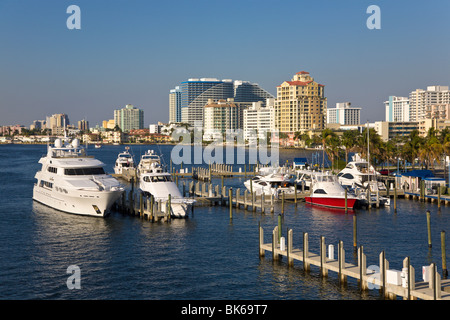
[0,143,449,300]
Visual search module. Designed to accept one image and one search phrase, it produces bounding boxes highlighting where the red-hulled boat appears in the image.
[305,172,360,210]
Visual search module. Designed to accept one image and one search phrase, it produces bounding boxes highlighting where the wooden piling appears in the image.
[259,223,265,258]
[427,210,432,248]
[353,215,357,252]
[442,230,448,278]
[303,232,309,271]
[229,188,232,220]
[287,229,293,267]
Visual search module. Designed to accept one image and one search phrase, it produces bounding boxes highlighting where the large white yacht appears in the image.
[137,150,162,175]
[139,161,195,218]
[114,147,135,174]
[33,138,124,217]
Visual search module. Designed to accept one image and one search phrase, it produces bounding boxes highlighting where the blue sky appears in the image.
[0,0,449,127]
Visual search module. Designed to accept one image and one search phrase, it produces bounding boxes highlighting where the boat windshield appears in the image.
[317,175,337,182]
[65,167,106,175]
[143,175,173,182]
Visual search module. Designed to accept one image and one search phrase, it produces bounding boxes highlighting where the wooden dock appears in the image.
[114,188,174,222]
[259,225,450,300]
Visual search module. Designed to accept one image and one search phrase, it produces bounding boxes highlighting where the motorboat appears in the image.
[114,147,135,174]
[94,143,102,149]
[33,138,124,217]
[337,160,384,189]
[139,162,195,218]
[294,169,314,191]
[305,172,360,210]
[244,173,296,197]
[137,150,162,175]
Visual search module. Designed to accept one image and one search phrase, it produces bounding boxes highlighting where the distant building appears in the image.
[169,86,182,123]
[114,104,144,132]
[78,119,89,132]
[275,71,327,133]
[176,78,274,126]
[243,100,276,141]
[102,119,115,130]
[374,121,418,142]
[46,114,69,135]
[409,86,450,121]
[29,120,46,131]
[327,102,361,125]
[384,96,410,122]
[149,124,162,134]
[203,99,239,141]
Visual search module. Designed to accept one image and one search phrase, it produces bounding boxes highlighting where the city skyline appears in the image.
[0,0,449,127]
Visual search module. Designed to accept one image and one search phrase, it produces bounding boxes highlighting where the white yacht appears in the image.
[33,138,124,217]
[137,150,162,175]
[139,162,195,218]
[337,160,384,189]
[114,147,135,174]
[244,173,296,197]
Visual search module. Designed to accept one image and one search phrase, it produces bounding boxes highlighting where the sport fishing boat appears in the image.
[139,162,195,218]
[113,147,135,174]
[305,172,360,210]
[33,138,124,217]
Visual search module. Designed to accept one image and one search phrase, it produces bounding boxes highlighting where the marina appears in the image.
[1,143,450,301]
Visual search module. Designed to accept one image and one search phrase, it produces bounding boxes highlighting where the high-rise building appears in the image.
[46,113,69,135]
[384,96,410,122]
[275,71,327,133]
[243,99,276,141]
[203,98,239,141]
[114,104,144,132]
[176,78,274,126]
[327,102,361,125]
[169,86,182,123]
[233,80,274,105]
[180,78,234,125]
[409,86,450,122]
[78,119,89,132]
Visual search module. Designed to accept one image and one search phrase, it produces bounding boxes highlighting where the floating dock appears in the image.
[259,225,450,300]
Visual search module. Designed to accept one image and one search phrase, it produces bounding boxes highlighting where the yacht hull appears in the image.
[33,185,123,217]
[305,196,358,210]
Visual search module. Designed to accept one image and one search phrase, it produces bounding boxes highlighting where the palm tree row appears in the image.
[295,127,450,171]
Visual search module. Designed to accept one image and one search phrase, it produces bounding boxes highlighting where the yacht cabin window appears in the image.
[64,167,106,175]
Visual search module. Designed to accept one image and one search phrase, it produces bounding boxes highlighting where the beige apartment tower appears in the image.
[275,71,326,133]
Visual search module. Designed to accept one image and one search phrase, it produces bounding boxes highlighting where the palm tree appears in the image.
[341,130,359,164]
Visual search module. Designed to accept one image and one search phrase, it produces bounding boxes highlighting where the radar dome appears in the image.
[54,139,62,148]
[72,139,80,148]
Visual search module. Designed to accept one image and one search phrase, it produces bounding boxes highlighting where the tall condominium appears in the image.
[243,99,276,141]
[114,104,144,132]
[327,102,361,125]
[203,98,239,141]
[46,113,70,135]
[233,80,274,105]
[275,71,326,133]
[177,78,274,126]
[409,86,450,121]
[181,78,234,126]
[169,86,182,123]
[384,96,410,122]
[78,119,89,132]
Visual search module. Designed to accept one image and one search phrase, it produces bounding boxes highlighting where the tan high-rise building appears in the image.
[275,71,326,133]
